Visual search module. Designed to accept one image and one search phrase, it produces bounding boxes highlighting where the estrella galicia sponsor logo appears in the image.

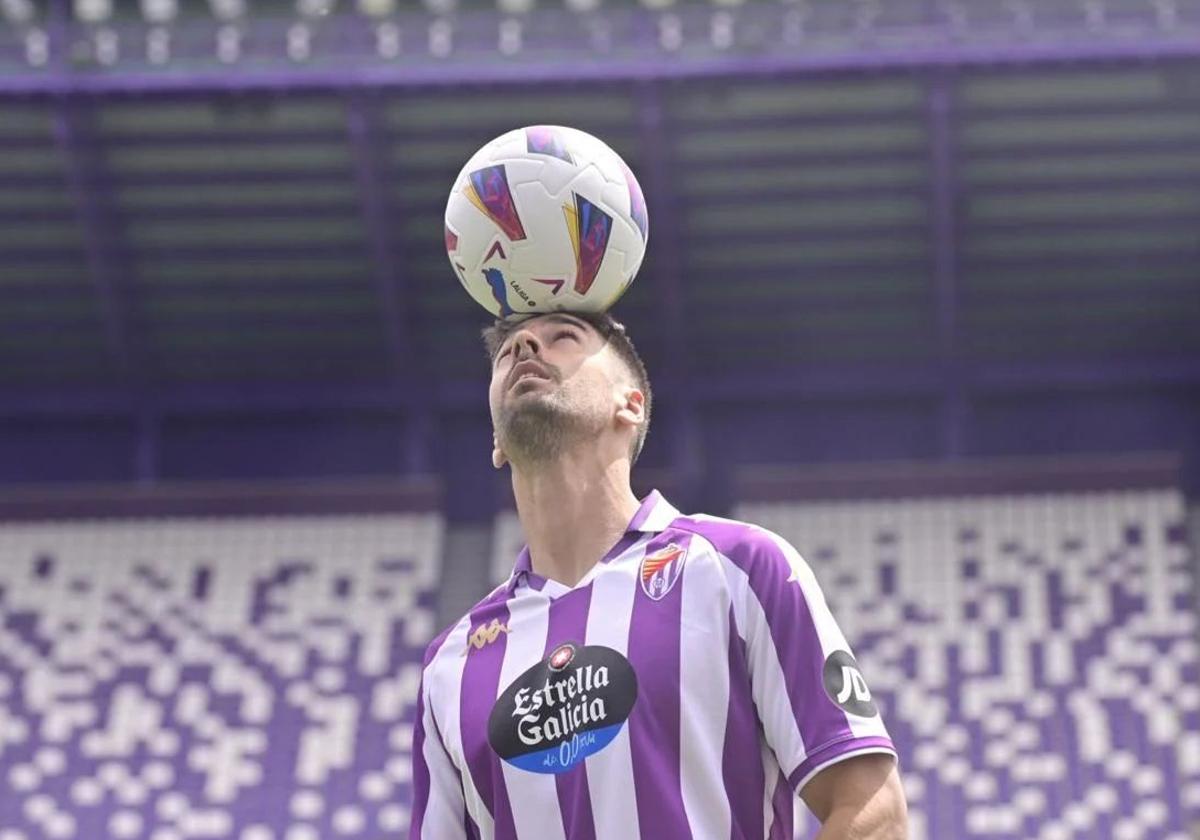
[822,650,878,717]
[488,644,637,775]
[547,642,575,672]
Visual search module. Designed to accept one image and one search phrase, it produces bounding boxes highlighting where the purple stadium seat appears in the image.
[737,490,1200,840]
[0,513,442,840]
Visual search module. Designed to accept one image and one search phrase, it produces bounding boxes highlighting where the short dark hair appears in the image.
[482,312,653,463]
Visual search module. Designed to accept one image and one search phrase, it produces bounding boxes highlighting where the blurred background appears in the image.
[0,0,1198,838]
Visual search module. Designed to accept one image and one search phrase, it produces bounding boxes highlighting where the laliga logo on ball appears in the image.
[444,125,649,318]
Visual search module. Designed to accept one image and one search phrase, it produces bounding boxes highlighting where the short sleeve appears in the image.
[707,521,898,793]
[409,659,470,838]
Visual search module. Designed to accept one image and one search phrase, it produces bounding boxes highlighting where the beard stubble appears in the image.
[495,377,603,466]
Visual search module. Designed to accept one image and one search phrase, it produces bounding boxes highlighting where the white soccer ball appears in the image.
[444,125,649,318]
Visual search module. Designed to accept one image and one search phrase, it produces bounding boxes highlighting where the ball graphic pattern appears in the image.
[444,125,648,318]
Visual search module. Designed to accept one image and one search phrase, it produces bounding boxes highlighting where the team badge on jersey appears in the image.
[488,643,637,775]
[639,542,687,601]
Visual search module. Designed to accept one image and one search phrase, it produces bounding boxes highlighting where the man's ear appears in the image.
[615,387,645,431]
[492,435,508,469]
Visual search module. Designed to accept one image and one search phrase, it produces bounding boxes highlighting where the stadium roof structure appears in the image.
[0,0,1198,499]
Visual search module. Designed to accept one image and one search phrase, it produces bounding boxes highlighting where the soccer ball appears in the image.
[443,125,649,319]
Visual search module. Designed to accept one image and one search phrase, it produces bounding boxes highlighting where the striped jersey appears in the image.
[410,491,897,839]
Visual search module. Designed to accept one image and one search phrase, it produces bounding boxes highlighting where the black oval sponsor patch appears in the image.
[822,650,879,717]
[488,643,637,775]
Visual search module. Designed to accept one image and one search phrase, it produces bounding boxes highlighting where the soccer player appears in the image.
[410,311,907,839]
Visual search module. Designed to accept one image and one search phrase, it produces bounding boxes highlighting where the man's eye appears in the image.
[555,330,577,341]
[497,346,512,362]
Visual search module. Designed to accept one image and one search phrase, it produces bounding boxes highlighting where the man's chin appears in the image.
[501,396,559,426]
[497,412,567,464]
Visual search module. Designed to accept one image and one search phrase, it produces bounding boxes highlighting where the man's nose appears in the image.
[512,330,541,359]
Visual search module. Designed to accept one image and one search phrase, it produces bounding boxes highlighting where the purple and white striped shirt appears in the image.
[411,491,897,839]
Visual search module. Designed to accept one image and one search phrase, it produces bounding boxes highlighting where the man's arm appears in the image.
[802,754,908,839]
[691,518,902,824]
[410,666,471,839]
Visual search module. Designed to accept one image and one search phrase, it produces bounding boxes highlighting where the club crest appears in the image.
[639,542,687,601]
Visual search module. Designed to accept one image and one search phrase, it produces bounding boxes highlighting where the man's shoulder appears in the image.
[669,511,816,589]
[669,511,791,559]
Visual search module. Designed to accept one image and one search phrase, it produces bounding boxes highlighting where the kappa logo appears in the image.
[463,619,510,655]
[639,542,687,601]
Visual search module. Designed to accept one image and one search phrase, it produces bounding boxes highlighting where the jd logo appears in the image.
[822,651,878,718]
[837,668,872,704]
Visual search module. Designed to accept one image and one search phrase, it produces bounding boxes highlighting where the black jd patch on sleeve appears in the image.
[822,650,879,717]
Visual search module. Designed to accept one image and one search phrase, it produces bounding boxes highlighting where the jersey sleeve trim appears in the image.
[787,736,899,795]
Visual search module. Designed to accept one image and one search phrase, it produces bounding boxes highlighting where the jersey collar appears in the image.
[507,489,681,595]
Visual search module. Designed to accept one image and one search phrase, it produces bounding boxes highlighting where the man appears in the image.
[411,311,908,839]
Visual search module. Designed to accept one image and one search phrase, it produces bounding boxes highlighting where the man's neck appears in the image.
[510,449,640,589]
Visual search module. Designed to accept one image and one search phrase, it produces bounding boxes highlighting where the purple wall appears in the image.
[4,387,1197,520]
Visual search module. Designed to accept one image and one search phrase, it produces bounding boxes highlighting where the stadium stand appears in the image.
[0,511,442,839]
[740,487,1200,839]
